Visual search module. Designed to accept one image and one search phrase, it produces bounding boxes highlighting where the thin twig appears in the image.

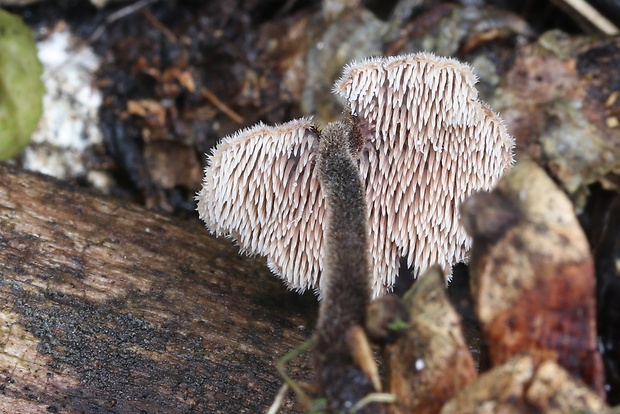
[548,0,619,35]
[349,392,397,413]
[88,0,161,44]
[140,7,178,43]
[266,383,289,414]
[202,87,244,124]
[275,337,316,411]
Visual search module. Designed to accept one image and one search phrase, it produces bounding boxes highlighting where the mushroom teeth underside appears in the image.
[196,52,515,298]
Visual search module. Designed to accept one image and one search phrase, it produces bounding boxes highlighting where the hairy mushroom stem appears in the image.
[315,119,369,350]
[314,119,382,413]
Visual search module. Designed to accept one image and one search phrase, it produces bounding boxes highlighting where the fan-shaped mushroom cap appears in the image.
[197,52,515,298]
[334,52,514,292]
[197,118,325,291]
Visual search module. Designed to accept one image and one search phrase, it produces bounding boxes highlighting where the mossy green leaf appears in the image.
[0,9,44,160]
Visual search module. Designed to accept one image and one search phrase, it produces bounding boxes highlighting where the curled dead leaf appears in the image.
[461,160,605,395]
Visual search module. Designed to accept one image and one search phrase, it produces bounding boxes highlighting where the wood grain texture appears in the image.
[0,163,316,413]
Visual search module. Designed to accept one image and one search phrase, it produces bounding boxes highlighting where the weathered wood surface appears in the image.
[0,163,317,413]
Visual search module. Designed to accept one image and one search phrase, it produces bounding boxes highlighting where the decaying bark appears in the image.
[0,163,316,413]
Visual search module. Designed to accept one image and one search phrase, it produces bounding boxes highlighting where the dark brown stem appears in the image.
[314,119,384,413]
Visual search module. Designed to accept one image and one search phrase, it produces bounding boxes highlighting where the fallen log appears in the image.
[0,163,316,413]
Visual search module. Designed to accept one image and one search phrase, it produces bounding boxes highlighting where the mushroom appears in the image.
[196,52,515,298]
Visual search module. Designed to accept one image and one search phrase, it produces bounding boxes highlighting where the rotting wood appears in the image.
[0,163,316,413]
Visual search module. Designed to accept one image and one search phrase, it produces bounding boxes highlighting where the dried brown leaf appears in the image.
[461,160,605,395]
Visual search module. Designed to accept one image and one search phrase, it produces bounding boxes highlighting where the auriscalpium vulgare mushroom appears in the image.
[196,52,515,298]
